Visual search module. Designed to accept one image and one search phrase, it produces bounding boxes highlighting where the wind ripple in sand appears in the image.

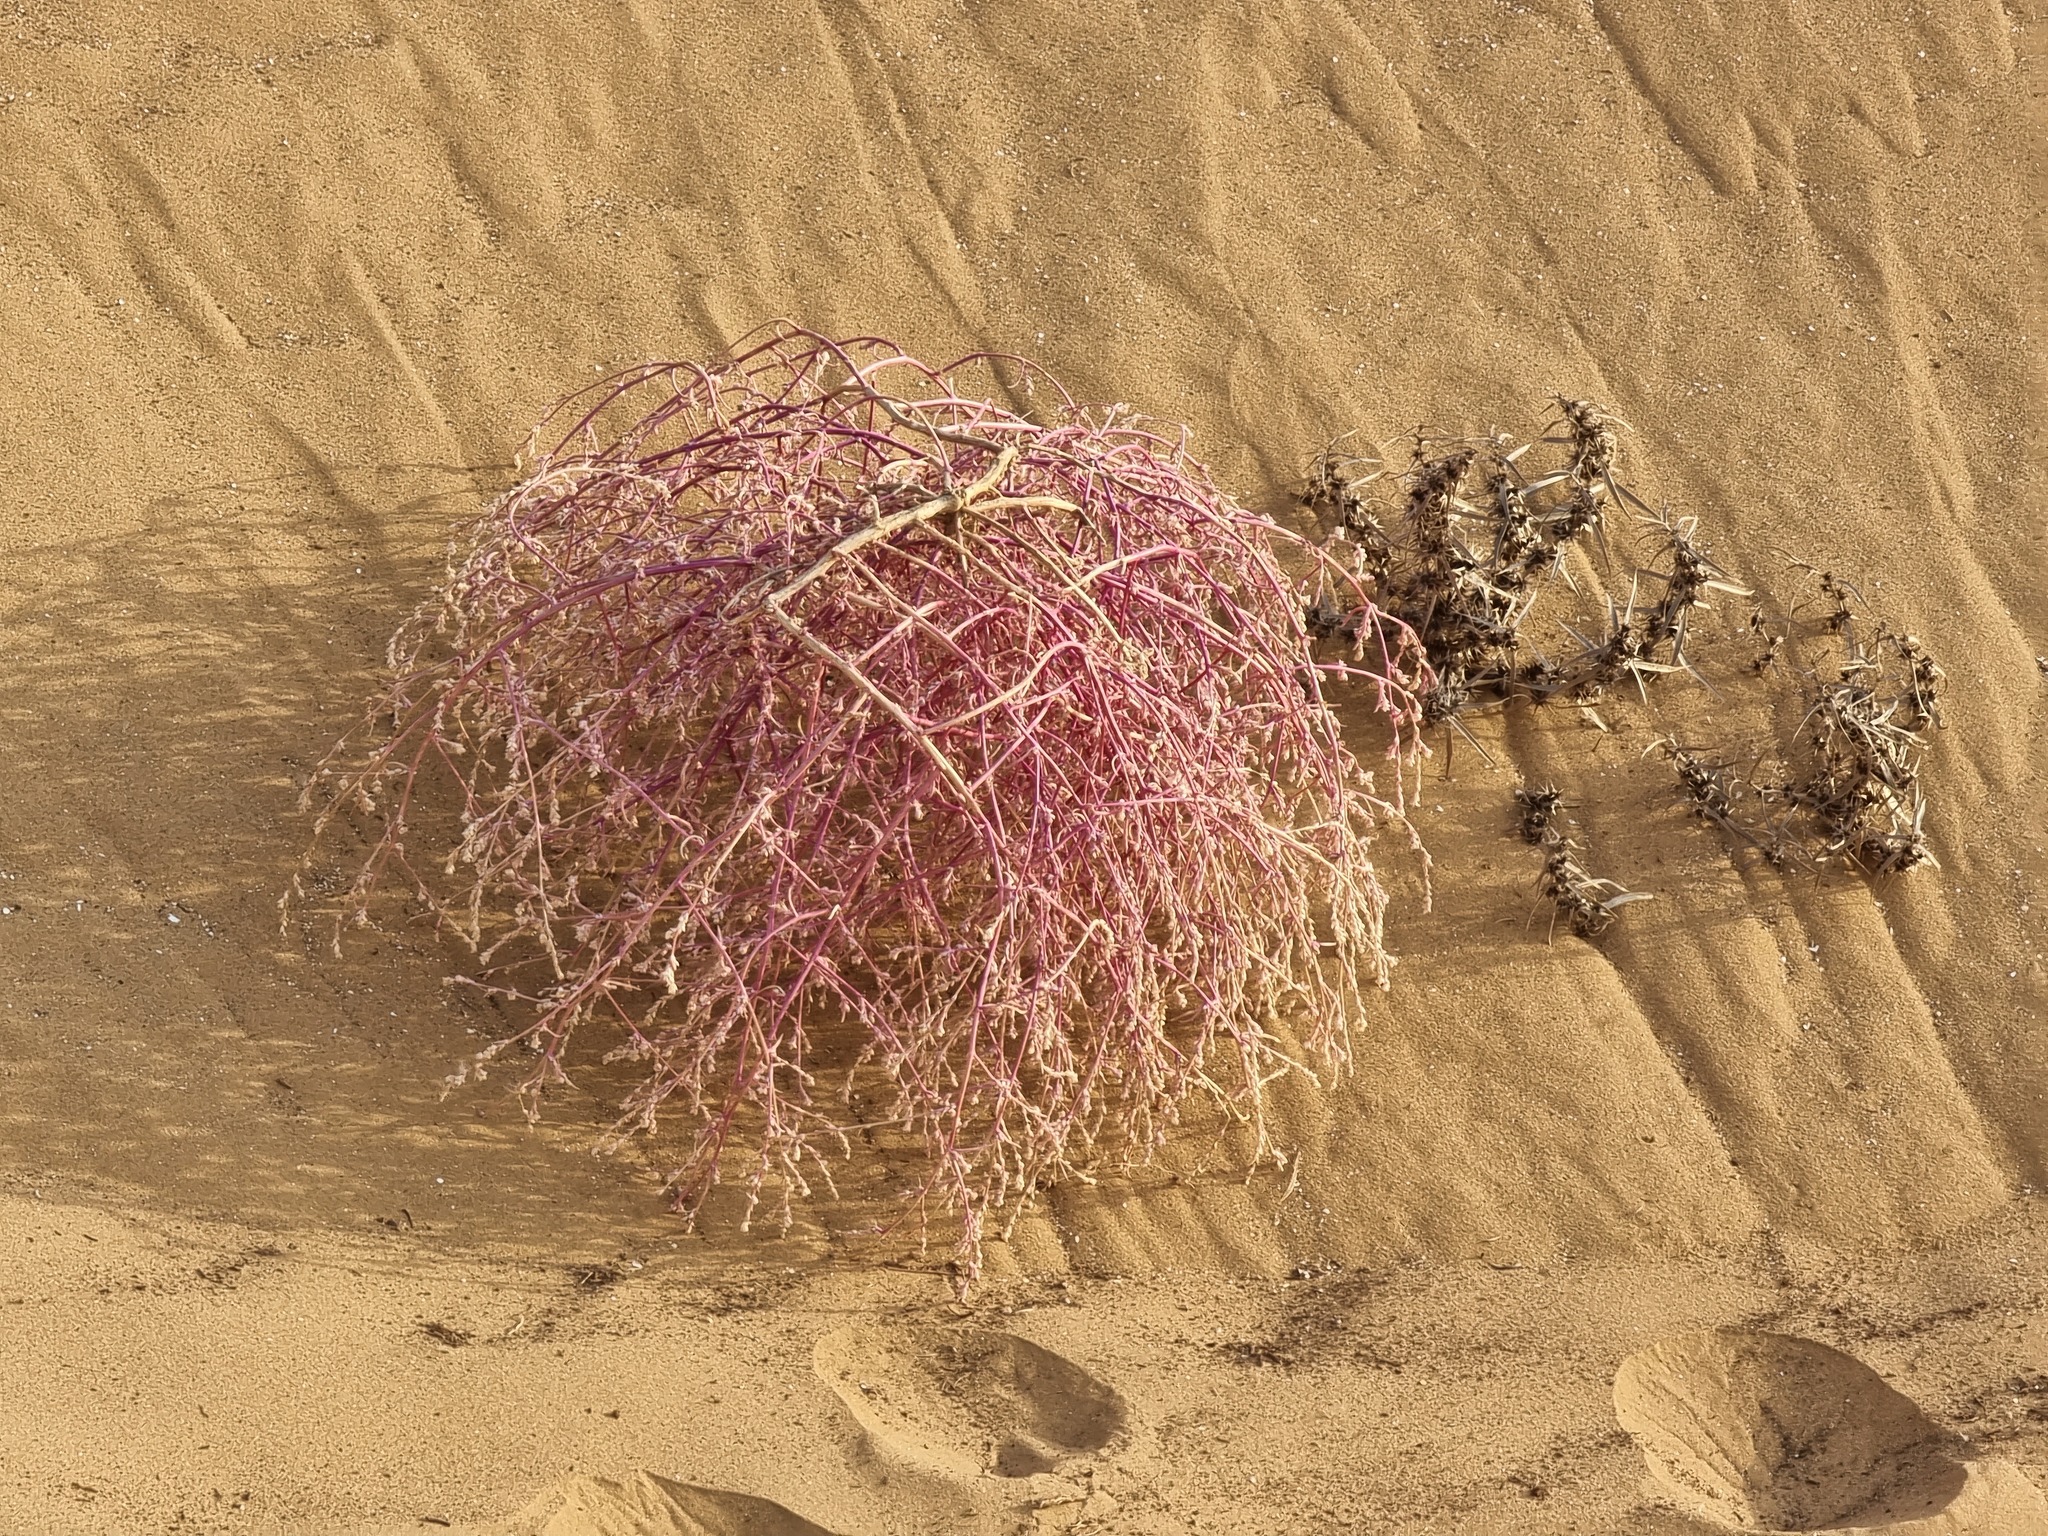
[1614,1328,2048,1534]
[466,1471,841,1536]
[815,1324,1128,1481]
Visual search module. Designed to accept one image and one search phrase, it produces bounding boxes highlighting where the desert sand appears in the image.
[2,2,2044,1532]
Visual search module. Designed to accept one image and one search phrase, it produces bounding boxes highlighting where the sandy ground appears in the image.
[2,2,2045,1532]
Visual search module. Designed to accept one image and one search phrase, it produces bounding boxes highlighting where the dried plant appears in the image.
[1513,783,1564,845]
[1306,396,1945,929]
[1512,781,1650,938]
[293,327,1427,1276]
[1301,404,1746,746]
[1648,738,1789,869]
[1780,620,1943,874]
[1536,836,1652,939]
[1654,587,1943,877]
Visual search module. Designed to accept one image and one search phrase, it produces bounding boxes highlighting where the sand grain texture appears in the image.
[2,1,2043,1532]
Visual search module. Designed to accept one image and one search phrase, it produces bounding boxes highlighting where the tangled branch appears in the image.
[294,327,1427,1275]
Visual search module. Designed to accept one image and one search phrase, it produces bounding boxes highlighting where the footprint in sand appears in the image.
[814,1324,1129,1482]
[475,1470,841,1536]
[1614,1327,2048,1534]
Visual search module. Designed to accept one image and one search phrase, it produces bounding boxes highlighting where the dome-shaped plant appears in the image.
[299,328,1425,1275]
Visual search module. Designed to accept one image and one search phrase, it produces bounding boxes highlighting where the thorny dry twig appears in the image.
[1779,615,1943,874]
[1303,398,1946,928]
[1513,781,1651,938]
[1653,580,1943,876]
[1300,400,1746,737]
[1537,836,1653,939]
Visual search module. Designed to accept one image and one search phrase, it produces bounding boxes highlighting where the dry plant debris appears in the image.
[1302,398,1749,737]
[1662,601,1944,876]
[1536,838,1653,939]
[1302,398,1945,928]
[294,327,1427,1276]
[1513,784,1650,939]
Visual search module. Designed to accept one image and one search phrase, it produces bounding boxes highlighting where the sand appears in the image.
[2,1,2044,1531]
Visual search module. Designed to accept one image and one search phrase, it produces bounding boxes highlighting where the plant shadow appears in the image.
[0,455,699,1261]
